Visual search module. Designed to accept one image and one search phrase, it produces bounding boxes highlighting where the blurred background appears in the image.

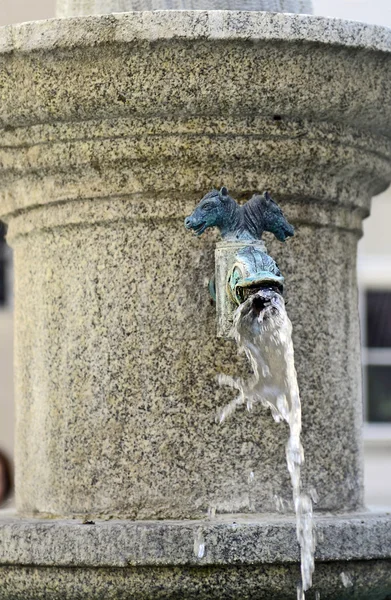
[0,0,390,508]
[0,0,391,26]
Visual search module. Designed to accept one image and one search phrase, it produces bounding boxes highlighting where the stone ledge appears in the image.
[1,12,391,54]
[0,510,390,568]
[1,561,391,600]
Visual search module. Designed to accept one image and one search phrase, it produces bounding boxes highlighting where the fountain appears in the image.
[185,188,314,597]
[0,1,391,597]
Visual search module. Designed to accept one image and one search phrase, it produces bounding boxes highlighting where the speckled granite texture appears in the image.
[1,511,391,566]
[0,510,390,599]
[1,561,391,599]
[0,12,391,521]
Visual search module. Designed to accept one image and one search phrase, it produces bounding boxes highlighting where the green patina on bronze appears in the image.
[185,188,293,305]
[227,246,284,305]
[184,187,294,242]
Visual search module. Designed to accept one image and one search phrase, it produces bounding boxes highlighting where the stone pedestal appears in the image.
[0,10,391,599]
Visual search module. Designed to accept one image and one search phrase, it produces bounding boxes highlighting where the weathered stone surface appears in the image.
[0,561,391,599]
[0,510,391,567]
[0,12,391,519]
[0,510,390,599]
[1,11,391,57]
[6,192,369,518]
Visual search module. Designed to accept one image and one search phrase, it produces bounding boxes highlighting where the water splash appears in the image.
[194,529,205,558]
[309,487,319,504]
[219,289,316,596]
[274,494,287,512]
[340,572,353,588]
[207,505,217,519]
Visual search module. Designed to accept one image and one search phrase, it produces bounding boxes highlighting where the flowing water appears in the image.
[218,289,316,598]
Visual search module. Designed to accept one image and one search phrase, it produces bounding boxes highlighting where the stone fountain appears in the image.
[0,0,390,597]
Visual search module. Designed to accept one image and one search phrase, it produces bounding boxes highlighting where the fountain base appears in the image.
[1,11,391,599]
[0,510,390,599]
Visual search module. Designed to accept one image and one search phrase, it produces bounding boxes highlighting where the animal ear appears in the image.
[220,186,228,197]
[264,190,271,201]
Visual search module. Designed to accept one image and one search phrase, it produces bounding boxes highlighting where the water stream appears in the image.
[218,289,316,598]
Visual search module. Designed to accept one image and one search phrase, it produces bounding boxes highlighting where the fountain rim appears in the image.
[0,10,390,55]
[0,509,390,567]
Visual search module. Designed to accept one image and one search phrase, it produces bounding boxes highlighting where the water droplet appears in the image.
[207,506,216,519]
[309,488,319,504]
[340,572,353,588]
[316,529,324,543]
[274,495,285,512]
[193,529,205,559]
